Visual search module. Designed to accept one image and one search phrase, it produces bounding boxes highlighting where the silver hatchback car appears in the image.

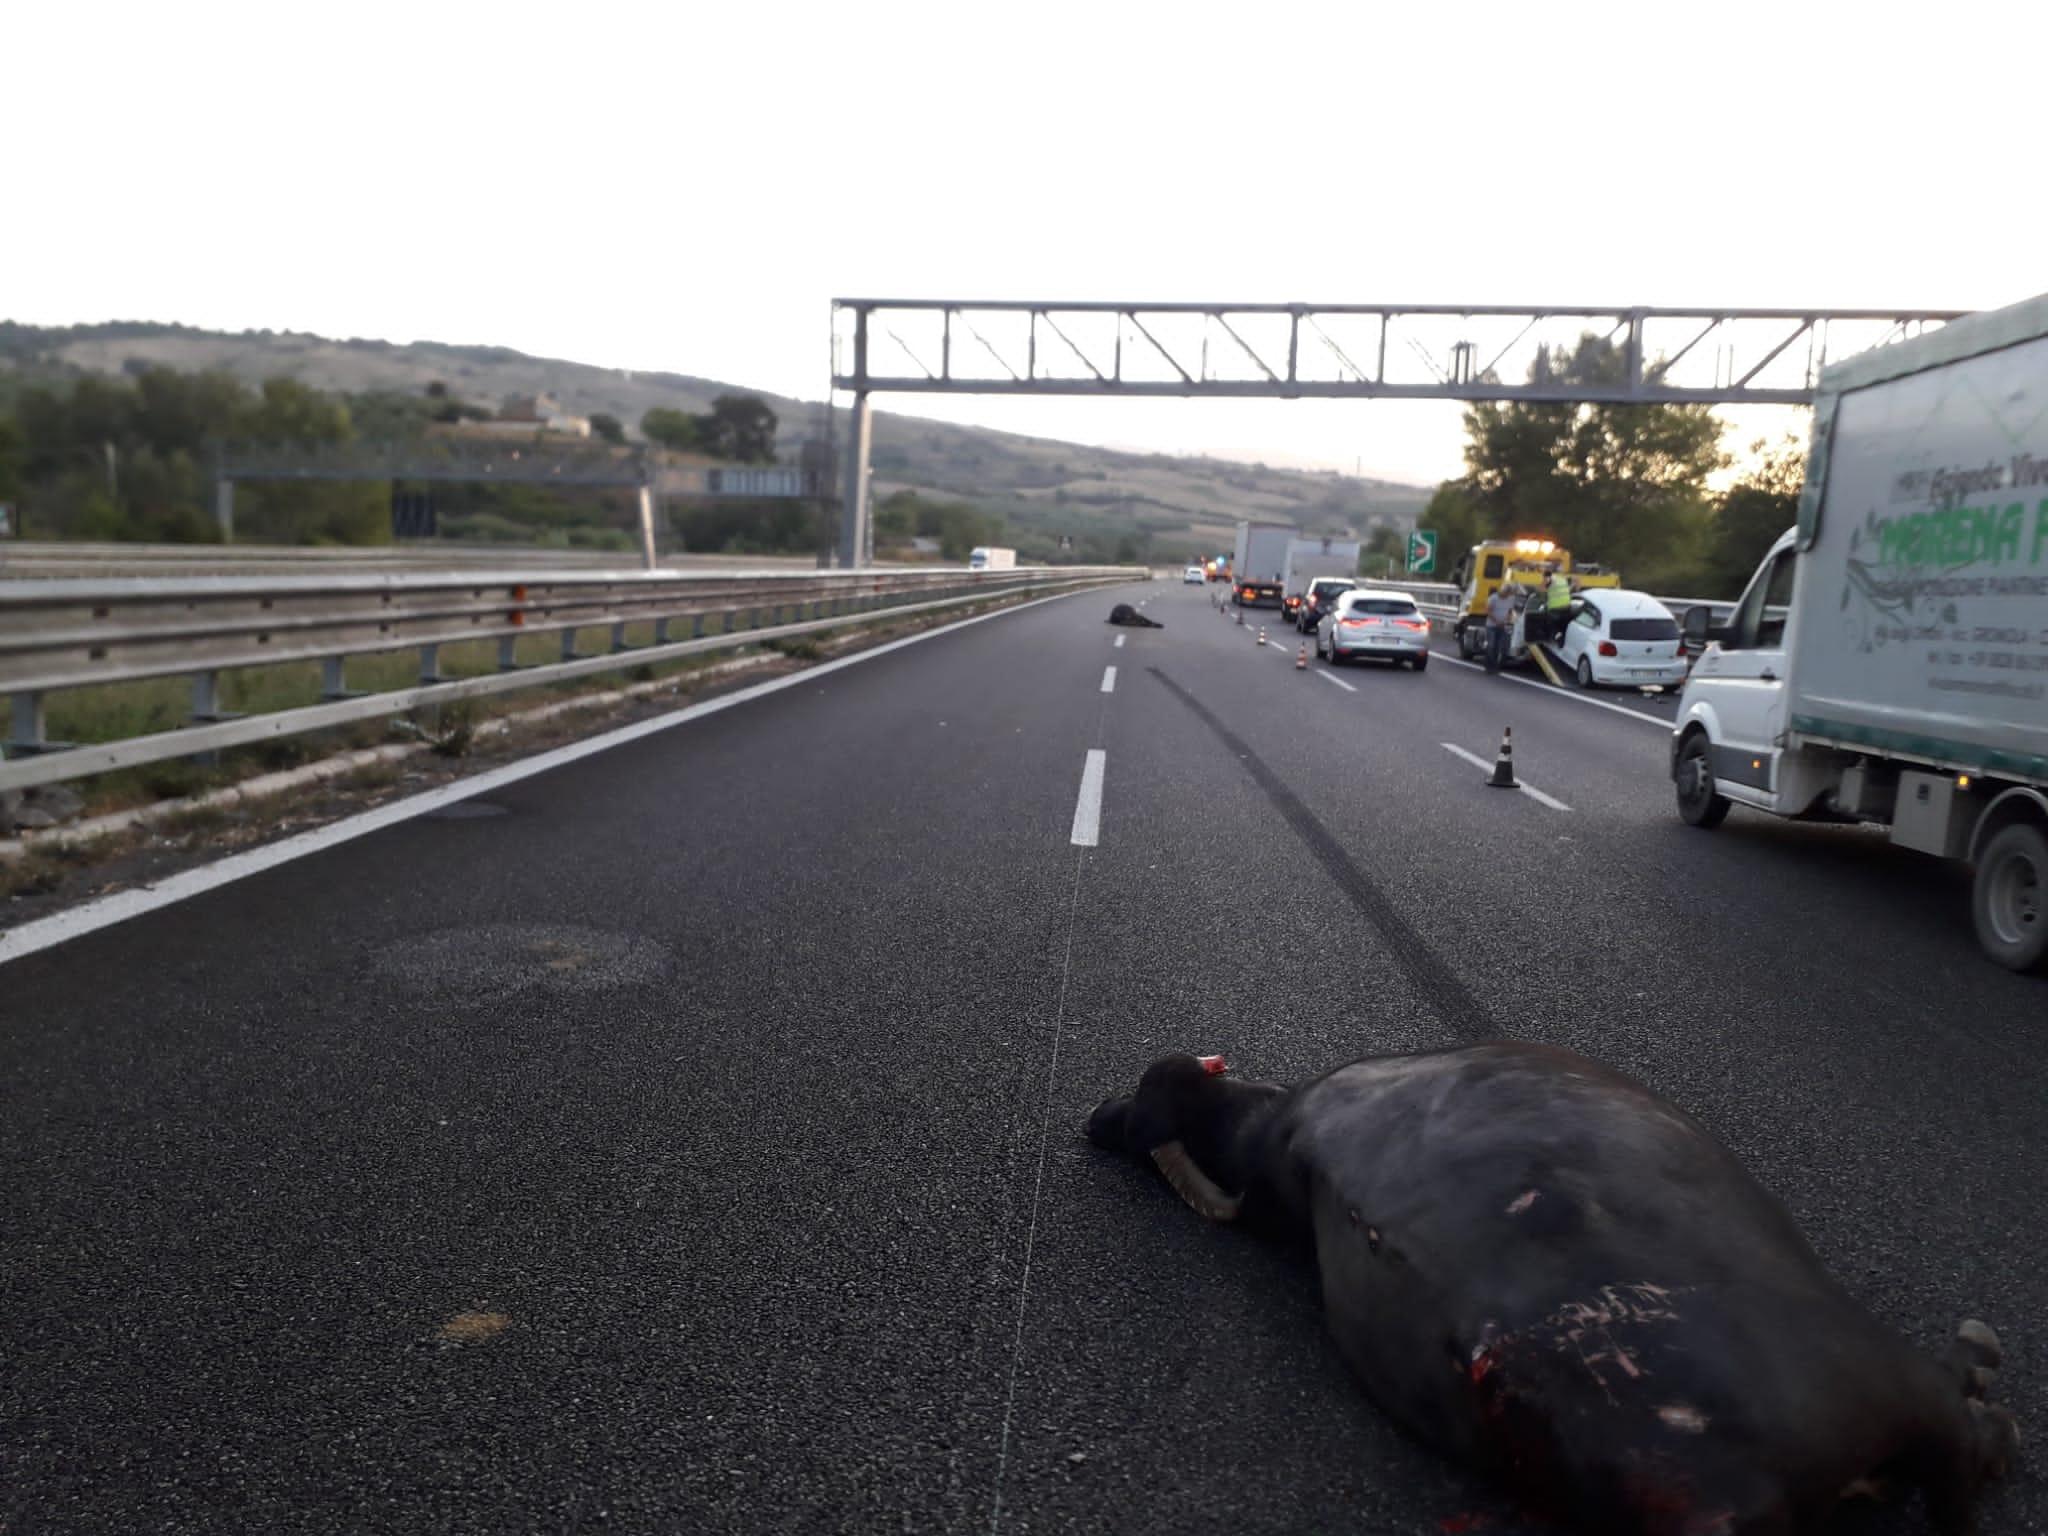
[1316,589,1431,670]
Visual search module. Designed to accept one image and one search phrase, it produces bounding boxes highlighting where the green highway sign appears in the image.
[1407,529,1437,575]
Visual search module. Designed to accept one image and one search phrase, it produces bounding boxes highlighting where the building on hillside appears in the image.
[497,392,591,438]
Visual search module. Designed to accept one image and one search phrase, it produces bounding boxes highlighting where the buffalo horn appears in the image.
[1150,1141,1242,1222]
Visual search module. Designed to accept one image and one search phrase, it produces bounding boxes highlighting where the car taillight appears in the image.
[1395,619,1427,631]
[1341,618,1368,628]
[1598,640,1618,657]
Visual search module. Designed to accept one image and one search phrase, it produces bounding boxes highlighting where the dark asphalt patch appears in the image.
[1146,666,1496,1040]
[421,801,511,820]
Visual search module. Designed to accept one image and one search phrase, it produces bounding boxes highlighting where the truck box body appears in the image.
[1281,538,1362,602]
[1673,291,2048,971]
[968,546,1017,572]
[1786,310,2048,785]
[1232,522,1297,606]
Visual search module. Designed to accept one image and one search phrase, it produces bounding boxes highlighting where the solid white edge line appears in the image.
[1070,749,1106,847]
[1100,665,1117,694]
[1439,741,1571,812]
[1312,668,1357,693]
[0,582,1132,968]
[1434,648,1672,728]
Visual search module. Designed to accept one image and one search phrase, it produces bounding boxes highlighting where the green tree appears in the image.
[1421,480,1496,585]
[246,377,351,443]
[641,407,701,452]
[1461,334,1726,585]
[1358,522,1406,577]
[1705,434,1804,596]
[588,411,625,445]
[696,394,777,463]
[0,413,23,504]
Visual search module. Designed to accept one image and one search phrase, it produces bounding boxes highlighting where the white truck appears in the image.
[1280,536,1362,624]
[1232,521,1297,607]
[1673,292,2048,972]
[968,546,1017,572]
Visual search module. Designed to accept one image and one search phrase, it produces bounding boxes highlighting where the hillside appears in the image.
[0,321,1429,556]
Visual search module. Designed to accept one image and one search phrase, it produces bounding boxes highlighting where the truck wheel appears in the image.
[1972,822,2048,973]
[1457,627,1478,660]
[1675,733,1729,829]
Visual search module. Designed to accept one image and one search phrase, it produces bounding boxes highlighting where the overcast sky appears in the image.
[11,1,2041,486]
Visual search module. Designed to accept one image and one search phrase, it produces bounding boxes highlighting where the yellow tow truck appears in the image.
[1446,538,1620,673]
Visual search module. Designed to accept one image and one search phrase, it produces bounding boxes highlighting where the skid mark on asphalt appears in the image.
[1146,667,1493,1038]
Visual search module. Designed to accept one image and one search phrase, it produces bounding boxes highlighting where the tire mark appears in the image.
[1147,665,1495,1038]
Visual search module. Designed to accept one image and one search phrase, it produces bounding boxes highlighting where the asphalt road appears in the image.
[4,578,2043,1535]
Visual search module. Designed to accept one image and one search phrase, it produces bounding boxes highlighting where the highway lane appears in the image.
[3,575,2042,1534]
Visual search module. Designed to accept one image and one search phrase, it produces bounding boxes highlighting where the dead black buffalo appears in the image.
[1086,1042,2017,1535]
[1107,603,1163,628]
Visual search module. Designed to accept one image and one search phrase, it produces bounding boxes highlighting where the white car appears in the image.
[1316,589,1430,670]
[1557,589,1688,688]
[1183,565,1205,584]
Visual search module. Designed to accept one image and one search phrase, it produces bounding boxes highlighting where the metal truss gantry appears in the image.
[826,298,1969,563]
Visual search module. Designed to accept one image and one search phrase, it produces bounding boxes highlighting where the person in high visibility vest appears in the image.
[1542,566,1572,645]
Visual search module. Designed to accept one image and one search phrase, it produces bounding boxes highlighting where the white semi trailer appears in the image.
[1672,292,2048,972]
[1232,522,1297,608]
[1279,537,1362,624]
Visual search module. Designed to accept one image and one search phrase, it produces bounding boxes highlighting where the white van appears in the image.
[1672,292,2048,972]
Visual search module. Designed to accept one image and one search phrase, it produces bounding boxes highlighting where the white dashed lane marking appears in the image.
[1313,669,1357,693]
[1100,666,1117,694]
[1439,742,1572,812]
[1070,750,1106,846]
[1435,650,1670,728]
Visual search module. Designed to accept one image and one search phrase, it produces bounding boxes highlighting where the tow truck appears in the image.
[1446,538,1620,679]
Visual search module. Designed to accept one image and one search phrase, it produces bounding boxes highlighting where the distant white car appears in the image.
[1556,589,1688,688]
[1183,565,1205,583]
[1316,589,1430,670]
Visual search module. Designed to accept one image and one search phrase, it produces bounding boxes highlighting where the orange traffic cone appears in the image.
[1296,641,1308,670]
[1486,727,1518,788]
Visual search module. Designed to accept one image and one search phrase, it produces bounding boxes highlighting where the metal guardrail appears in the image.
[0,565,1141,793]
[1367,578,1732,630]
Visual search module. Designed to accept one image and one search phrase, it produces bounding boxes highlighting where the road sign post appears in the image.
[1407,530,1437,575]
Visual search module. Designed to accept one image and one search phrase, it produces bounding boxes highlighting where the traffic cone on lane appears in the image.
[1257,628,1268,646]
[1296,641,1308,670]
[1486,727,1519,788]
[1236,608,1245,627]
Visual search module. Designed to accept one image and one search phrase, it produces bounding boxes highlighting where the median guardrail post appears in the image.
[320,656,362,701]
[9,691,55,756]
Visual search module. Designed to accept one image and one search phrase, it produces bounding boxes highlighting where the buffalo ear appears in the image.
[1150,1141,1242,1222]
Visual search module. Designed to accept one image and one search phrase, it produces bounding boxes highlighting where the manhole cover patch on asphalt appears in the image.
[370,923,673,1002]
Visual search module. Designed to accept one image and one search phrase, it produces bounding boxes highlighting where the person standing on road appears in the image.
[1484,582,1517,672]
[1542,566,1572,646]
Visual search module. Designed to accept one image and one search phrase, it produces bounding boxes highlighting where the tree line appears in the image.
[1416,334,1802,599]
[0,365,816,553]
